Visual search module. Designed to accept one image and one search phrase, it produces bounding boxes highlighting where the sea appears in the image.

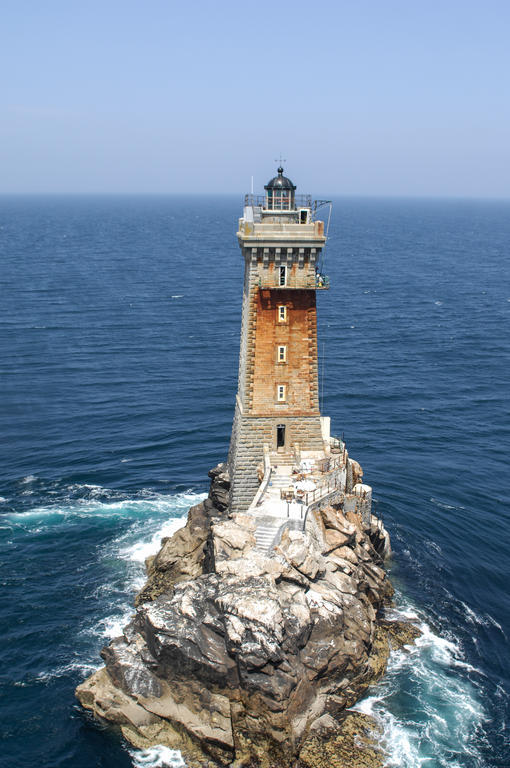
[0,195,508,768]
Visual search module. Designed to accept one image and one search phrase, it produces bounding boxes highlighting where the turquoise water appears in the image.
[0,196,508,767]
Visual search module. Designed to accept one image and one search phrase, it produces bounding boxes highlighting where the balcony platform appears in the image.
[258,276,330,291]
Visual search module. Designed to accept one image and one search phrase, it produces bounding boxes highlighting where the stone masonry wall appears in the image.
[228,405,324,514]
[235,263,250,407]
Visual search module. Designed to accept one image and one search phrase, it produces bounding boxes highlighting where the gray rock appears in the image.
[76,464,394,768]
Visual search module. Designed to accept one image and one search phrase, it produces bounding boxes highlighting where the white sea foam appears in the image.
[80,490,206,645]
[460,600,506,637]
[6,489,205,531]
[129,745,186,767]
[34,659,102,683]
[430,496,465,512]
[96,606,136,640]
[353,596,486,767]
[18,488,207,696]
[119,516,188,565]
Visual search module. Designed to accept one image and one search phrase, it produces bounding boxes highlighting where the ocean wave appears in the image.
[5,489,205,533]
[94,606,137,641]
[459,600,506,637]
[116,516,188,565]
[79,490,205,654]
[354,597,487,767]
[11,488,206,698]
[32,659,102,683]
[430,497,466,512]
[129,746,186,768]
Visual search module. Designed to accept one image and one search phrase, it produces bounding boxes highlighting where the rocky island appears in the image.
[76,169,419,766]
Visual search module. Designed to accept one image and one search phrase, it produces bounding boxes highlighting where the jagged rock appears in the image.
[137,679,234,749]
[101,634,162,697]
[323,528,352,553]
[332,545,359,565]
[76,464,407,768]
[135,501,210,605]
[212,516,256,563]
[297,710,384,768]
[276,529,326,580]
[208,463,230,512]
[76,668,159,728]
[379,618,422,649]
[320,506,356,540]
[323,564,358,596]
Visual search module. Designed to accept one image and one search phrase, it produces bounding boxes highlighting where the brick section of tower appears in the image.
[251,288,319,415]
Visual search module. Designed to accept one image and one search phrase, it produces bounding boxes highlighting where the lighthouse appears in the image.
[228,167,347,518]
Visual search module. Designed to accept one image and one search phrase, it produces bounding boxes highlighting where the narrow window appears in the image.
[276,424,285,448]
[279,265,287,286]
[278,305,287,322]
[277,384,286,402]
[278,345,287,363]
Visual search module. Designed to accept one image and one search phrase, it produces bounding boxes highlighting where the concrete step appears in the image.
[270,455,295,467]
[254,525,279,553]
[270,477,294,489]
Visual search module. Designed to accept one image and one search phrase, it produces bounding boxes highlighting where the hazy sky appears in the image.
[2,0,509,197]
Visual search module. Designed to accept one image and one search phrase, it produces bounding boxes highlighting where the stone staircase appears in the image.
[268,453,294,494]
[269,474,293,491]
[250,454,304,553]
[253,515,304,555]
[270,452,295,469]
[252,515,283,554]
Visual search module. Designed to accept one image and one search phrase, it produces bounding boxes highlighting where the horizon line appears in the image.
[0,191,509,203]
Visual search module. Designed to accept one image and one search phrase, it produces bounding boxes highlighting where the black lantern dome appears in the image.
[264,166,296,192]
[264,166,296,210]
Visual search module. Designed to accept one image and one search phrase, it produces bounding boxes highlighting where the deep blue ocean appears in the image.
[0,195,508,768]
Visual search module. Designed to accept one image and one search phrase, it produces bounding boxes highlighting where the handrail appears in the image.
[244,193,313,209]
[300,470,344,531]
[258,274,330,291]
[248,446,272,510]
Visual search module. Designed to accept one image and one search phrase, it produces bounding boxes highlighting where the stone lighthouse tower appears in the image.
[228,167,335,514]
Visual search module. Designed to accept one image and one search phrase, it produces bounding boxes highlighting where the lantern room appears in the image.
[264,167,297,211]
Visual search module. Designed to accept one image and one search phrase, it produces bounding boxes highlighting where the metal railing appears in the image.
[244,194,312,209]
[280,464,344,505]
[302,467,343,507]
[258,274,330,290]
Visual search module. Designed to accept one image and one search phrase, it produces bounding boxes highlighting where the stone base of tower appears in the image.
[227,401,325,513]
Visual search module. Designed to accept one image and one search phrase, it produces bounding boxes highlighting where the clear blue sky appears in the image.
[1,0,509,196]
